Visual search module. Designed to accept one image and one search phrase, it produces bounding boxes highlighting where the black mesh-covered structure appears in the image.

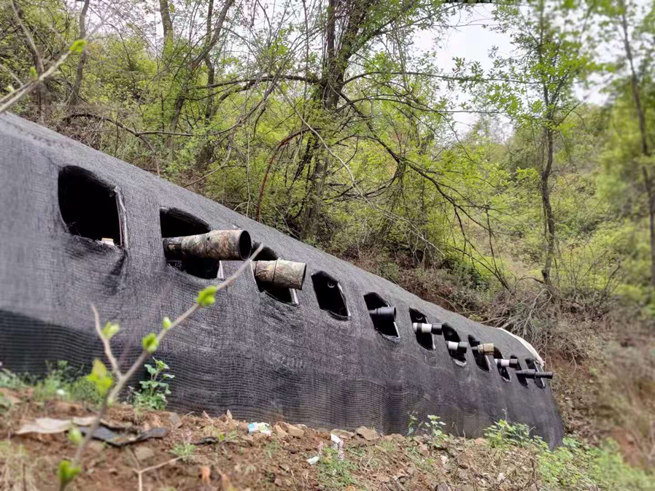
[0,114,564,447]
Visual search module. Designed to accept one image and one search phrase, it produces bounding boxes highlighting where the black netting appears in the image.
[0,114,564,447]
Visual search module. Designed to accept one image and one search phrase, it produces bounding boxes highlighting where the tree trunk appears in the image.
[643,168,655,286]
[541,126,556,288]
[68,0,90,107]
[300,0,338,240]
[620,5,654,285]
[159,0,174,42]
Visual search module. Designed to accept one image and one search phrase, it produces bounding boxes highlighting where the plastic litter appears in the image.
[248,422,272,435]
[331,433,344,460]
[307,455,320,465]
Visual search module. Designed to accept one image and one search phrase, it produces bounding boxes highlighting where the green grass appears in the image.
[485,420,655,490]
[170,443,196,462]
[32,361,103,405]
[316,447,359,488]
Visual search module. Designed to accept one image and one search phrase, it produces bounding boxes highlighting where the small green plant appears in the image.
[132,358,173,411]
[0,367,28,390]
[407,411,419,436]
[426,414,449,447]
[316,447,358,488]
[33,361,102,405]
[171,442,196,462]
[484,419,540,449]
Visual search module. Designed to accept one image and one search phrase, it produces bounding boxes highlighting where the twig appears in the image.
[132,457,181,491]
[62,245,263,489]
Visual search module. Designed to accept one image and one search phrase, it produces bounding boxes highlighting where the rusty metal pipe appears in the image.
[163,229,252,260]
[254,259,307,290]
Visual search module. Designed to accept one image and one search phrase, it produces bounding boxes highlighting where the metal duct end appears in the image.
[254,259,307,290]
[369,306,396,323]
[163,229,252,260]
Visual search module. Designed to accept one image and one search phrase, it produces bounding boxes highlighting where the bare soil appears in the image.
[1,388,544,490]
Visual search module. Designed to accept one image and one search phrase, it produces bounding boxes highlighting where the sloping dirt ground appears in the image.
[0,388,547,490]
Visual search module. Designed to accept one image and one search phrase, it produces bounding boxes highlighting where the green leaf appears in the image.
[142,333,159,353]
[196,285,218,307]
[58,459,82,488]
[69,39,87,54]
[68,427,83,446]
[29,66,38,80]
[86,359,113,396]
[162,316,172,330]
[101,322,120,340]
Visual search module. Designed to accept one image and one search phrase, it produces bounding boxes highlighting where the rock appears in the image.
[331,429,355,440]
[436,485,452,491]
[274,424,288,438]
[284,423,305,438]
[497,472,506,483]
[88,441,105,454]
[168,412,182,429]
[356,426,379,441]
[134,446,155,462]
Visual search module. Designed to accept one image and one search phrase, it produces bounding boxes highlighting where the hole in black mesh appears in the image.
[58,166,123,246]
[410,308,433,350]
[494,347,511,382]
[364,293,398,338]
[525,358,546,388]
[312,272,349,319]
[251,243,296,304]
[468,335,489,371]
[443,324,466,365]
[160,208,219,279]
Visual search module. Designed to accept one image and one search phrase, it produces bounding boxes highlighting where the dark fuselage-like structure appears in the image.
[0,114,564,446]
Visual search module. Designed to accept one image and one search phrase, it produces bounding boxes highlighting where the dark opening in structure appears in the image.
[364,293,398,338]
[443,324,466,365]
[410,308,434,350]
[58,166,123,246]
[525,358,546,388]
[160,209,220,279]
[512,356,528,385]
[468,335,490,371]
[493,347,511,382]
[312,272,349,319]
[252,244,297,305]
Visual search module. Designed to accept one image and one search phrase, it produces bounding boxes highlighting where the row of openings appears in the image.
[57,166,548,387]
[56,166,349,315]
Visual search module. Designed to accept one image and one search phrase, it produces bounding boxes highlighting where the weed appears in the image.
[264,440,279,459]
[0,367,28,389]
[538,437,655,490]
[484,419,541,449]
[317,447,358,488]
[426,415,449,447]
[407,411,419,436]
[33,361,102,405]
[171,442,196,462]
[132,358,174,411]
[0,441,40,490]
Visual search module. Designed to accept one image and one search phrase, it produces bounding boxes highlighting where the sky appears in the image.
[423,1,651,133]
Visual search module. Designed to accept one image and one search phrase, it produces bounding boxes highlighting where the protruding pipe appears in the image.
[494,358,519,368]
[163,229,252,260]
[515,369,553,379]
[473,343,495,355]
[369,306,396,323]
[447,341,468,352]
[254,259,307,290]
[412,322,443,335]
